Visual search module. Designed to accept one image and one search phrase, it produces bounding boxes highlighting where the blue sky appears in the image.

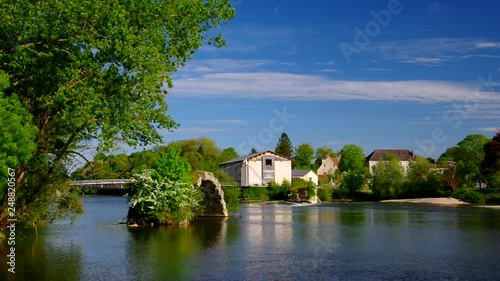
[146,0,500,160]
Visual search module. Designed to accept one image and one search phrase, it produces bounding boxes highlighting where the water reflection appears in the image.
[1,197,499,281]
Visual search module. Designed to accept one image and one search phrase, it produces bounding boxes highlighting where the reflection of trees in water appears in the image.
[126,218,228,280]
[0,227,82,281]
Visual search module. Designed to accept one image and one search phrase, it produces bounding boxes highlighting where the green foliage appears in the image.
[313,146,336,171]
[153,148,192,184]
[219,147,239,163]
[222,186,241,213]
[453,188,485,204]
[72,137,234,181]
[331,187,348,200]
[293,143,315,169]
[405,157,438,197]
[0,0,234,228]
[242,187,269,201]
[340,173,364,194]
[339,144,366,174]
[317,185,333,202]
[482,132,500,189]
[371,153,406,199]
[163,137,221,172]
[454,134,489,188]
[127,170,203,225]
[275,132,293,158]
[0,72,38,199]
[268,180,291,200]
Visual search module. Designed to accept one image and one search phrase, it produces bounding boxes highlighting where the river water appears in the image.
[1,196,499,280]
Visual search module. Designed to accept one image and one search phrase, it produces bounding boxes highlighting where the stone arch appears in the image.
[195,172,228,217]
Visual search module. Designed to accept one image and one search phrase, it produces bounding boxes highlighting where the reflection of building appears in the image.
[292,170,318,185]
[219,151,292,186]
[365,149,416,174]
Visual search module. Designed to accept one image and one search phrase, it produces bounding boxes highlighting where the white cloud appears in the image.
[177,59,274,74]
[170,72,500,104]
[375,38,500,65]
[398,57,445,65]
[321,69,338,73]
[366,68,390,71]
[475,42,500,48]
[478,127,500,133]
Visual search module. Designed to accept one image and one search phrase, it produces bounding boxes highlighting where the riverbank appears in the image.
[379,197,468,205]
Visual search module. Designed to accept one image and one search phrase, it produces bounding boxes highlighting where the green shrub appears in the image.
[453,188,486,204]
[127,170,204,225]
[317,185,333,202]
[331,187,347,199]
[222,186,241,212]
[242,187,269,201]
[485,192,500,204]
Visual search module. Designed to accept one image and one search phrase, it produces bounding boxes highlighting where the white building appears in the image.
[365,149,416,175]
[317,154,340,176]
[292,170,319,185]
[219,151,292,186]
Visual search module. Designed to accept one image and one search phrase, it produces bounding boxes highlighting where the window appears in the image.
[265,159,272,166]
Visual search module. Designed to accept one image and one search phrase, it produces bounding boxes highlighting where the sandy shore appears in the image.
[379,197,468,205]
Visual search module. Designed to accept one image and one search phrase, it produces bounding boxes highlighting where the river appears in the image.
[1,196,499,280]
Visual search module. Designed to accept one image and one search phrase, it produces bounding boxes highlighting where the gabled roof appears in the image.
[219,150,291,166]
[322,154,340,166]
[366,149,416,161]
[292,169,315,177]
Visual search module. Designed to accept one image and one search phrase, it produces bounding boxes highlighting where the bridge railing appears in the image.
[70,179,130,189]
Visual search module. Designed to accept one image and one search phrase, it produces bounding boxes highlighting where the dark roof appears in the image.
[366,149,416,161]
[292,169,314,177]
[219,151,291,166]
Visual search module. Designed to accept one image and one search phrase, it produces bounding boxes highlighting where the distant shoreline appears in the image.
[379,197,468,205]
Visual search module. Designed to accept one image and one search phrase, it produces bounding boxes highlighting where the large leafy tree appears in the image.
[338,144,367,193]
[482,132,500,189]
[293,143,315,169]
[162,137,221,172]
[339,144,365,174]
[371,153,406,199]
[454,134,489,188]
[0,72,37,202]
[0,0,234,228]
[219,147,239,164]
[275,132,293,158]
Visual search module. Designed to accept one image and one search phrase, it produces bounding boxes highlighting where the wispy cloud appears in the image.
[170,72,500,104]
[195,119,248,125]
[478,127,500,133]
[375,38,500,65]
[321,69,338,73]
[398,57,445,66]
[365,68,391,71]
[178,59,274,74]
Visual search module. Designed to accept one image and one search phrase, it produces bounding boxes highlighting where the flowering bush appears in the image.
[127,170,203,225]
